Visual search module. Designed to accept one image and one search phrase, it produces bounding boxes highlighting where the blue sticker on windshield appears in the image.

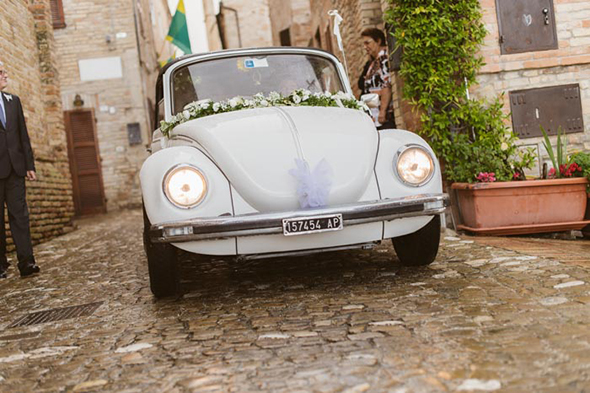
[243,58,269,68]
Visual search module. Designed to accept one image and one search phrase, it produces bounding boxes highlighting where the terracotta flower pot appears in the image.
[451,178,590,235]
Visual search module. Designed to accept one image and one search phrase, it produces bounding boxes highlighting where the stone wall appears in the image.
[222,0,273,48]
[53,0,167,211]
[0,0,74,250]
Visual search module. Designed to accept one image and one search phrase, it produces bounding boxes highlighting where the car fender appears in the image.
[375,129,444,238]
[140,145,236,255]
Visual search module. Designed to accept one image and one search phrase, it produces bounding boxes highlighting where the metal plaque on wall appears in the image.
[509,84,584,138]
[496,0,558,54]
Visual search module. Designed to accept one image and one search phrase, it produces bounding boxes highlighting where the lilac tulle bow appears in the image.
[289,158,333,208]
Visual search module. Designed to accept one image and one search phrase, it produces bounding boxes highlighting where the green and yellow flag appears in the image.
[166,0,192,54]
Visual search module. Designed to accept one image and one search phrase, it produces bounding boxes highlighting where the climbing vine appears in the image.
[385,1,535,182]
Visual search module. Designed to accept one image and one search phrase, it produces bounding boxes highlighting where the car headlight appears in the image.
[163,165,207,208]
[395,145,435,186]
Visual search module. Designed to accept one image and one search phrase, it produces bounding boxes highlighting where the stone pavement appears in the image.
[1,210,590,392]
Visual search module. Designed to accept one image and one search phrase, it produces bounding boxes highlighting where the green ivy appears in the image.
[386,0,536,183]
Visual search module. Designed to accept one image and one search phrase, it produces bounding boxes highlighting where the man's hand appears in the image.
[26,171,37,181]
[378,112,387,124]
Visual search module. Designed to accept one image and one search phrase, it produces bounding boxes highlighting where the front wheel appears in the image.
[392,215,441,266]
[143,206,179,298]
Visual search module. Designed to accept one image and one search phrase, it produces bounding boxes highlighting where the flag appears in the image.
[166,0,191,54]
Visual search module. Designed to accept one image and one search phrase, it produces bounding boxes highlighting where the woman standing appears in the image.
[359,28,396,130]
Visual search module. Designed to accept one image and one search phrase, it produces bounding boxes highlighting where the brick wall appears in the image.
[53,0,167,212]
[0,0,74,250]
[472,0,590,172]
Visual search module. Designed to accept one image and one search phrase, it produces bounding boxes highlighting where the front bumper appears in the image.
[150,193,449,243]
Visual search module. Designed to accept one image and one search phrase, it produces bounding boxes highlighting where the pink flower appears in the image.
[476,172,496,182]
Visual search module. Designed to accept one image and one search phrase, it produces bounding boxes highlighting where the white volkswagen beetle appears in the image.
[141,47,449,297]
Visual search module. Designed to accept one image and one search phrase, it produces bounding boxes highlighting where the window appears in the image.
[50,0,66,29]
[171,54,345,114]
[279,28,291,47]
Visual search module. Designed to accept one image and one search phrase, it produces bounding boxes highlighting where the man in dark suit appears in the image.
[0,60,40,278]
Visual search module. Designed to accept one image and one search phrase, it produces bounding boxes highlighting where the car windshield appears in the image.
[171,53,346,114]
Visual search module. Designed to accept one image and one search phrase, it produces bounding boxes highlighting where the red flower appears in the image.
[476,172,496,182]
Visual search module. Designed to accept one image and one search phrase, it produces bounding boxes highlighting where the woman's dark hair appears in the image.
[361,28,386,46]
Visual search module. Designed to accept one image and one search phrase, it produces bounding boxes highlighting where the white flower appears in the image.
[269,91,281,101]
[244,99,254,107]
[259,99,269,107]
[183,110,190,120]
[213,102,221,112]
[292,94,301,104]
[229,97,244,108]
[323,91,332,98]
[254,93,265,100]
[501,142,509,151]
[199,101,211,109]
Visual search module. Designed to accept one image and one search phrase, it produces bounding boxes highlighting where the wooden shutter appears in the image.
[64,110,107,216]
[50,0,66,29]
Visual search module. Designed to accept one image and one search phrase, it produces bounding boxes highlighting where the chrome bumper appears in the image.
[150,193,449,243]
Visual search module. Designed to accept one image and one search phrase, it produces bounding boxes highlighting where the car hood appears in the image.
[172,106,378,212]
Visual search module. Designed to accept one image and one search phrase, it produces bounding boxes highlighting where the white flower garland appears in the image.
[160,89,369,138]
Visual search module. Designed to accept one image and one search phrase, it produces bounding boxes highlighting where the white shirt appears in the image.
[0,93,6,126]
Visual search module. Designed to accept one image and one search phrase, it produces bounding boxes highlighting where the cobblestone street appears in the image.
[1,210,590,392]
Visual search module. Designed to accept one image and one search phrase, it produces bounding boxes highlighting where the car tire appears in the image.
[392,215,441,266]
[143,205,179,298]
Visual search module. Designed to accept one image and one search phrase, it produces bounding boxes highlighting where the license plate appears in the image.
[282,214,343,236]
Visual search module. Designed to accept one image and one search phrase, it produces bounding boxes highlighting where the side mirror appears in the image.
[360,93,380,108]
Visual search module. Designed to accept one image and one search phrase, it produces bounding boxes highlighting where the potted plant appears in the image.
[451,126,589,235]
[569,151,590,238]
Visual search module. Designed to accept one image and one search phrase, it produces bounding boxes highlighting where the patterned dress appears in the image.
[362,49,394,128]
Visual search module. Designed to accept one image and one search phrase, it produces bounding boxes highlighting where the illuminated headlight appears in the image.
[395,146,435,186]
[163,165,207,208]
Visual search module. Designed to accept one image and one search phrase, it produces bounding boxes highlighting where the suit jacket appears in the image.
[0,92,35,179]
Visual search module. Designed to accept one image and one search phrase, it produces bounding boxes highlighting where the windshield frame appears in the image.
[162,47,352,121]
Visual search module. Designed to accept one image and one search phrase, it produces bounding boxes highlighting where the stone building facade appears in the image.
[214,0,311,50]
[52,0,170,214]
[0,0,74,249]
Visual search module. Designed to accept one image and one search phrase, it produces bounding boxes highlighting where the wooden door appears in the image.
[64,109,107,216]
